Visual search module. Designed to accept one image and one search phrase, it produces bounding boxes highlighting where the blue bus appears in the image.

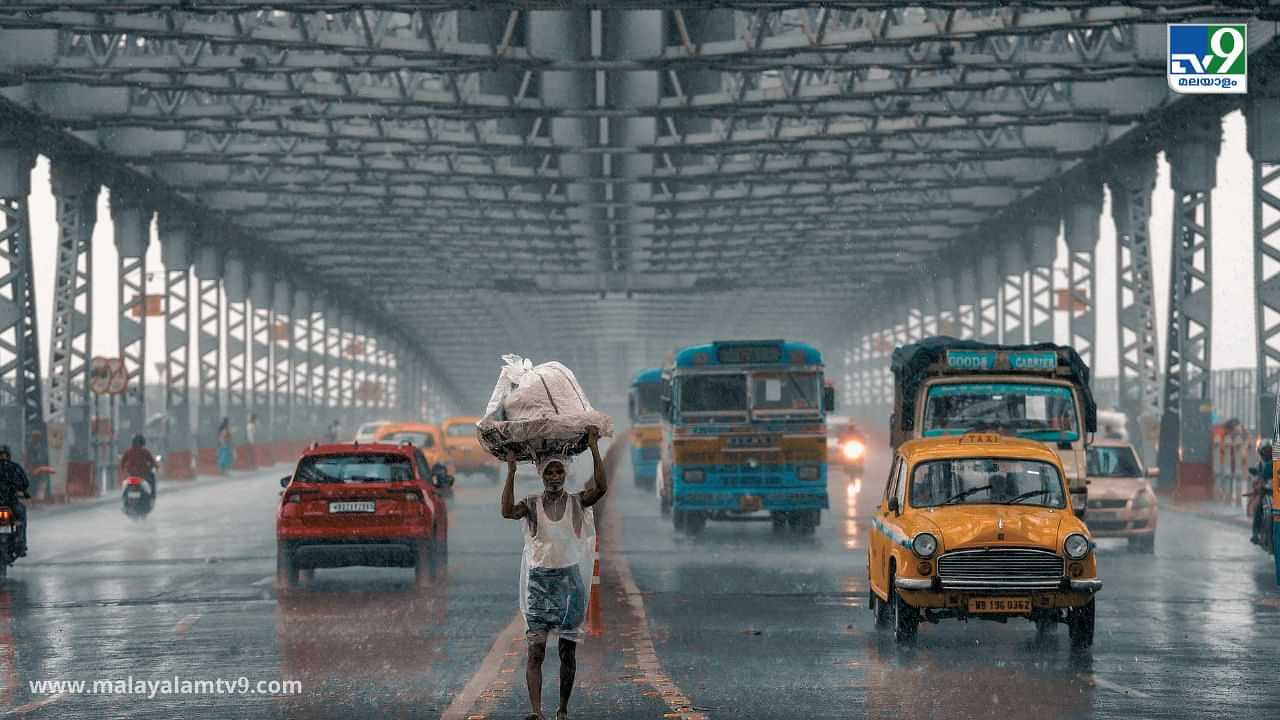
[657,340,834,535]
[628,368,664,488]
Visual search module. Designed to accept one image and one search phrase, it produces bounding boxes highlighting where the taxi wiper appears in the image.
[941,484,991,505]
[1005,489,1052,504]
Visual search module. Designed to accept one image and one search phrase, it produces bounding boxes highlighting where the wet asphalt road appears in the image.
[2,446,1279,719]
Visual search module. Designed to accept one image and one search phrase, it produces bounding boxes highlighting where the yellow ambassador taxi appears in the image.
[868,433,1100,648]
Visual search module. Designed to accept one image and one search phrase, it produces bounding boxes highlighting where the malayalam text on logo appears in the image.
[1167,24,1247,95]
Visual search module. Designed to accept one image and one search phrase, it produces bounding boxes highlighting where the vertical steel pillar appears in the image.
[1064,180,1103,369]
[193,245,222,474]
[1158,113,1221,497]
[159,216,194,479]
[325,300,343,428]
[339,312,355,418]
[47,161,98,499]
[937,276,957,338]
[310,303,328,433]
[249,268,274,464]
[955,265,977,340]
[1000,231,1028,345]
[1250,73,1280,433]
[223,253,251,469]
[1026,216,1059,344]
[920,280,939,340]
[272,280,293,450]
[111,189,151,463]
[291,288,312,441]
[1109,154,1161,463]
[0,135,46,472]
[977,253,1000,343]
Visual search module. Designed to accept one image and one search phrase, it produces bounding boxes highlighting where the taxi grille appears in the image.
[936,548,1064,591]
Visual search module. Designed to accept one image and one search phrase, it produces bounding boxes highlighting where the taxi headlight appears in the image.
[683,469,705,484]
[911,532,938,559]
[797,465,821,481]
[1064,533,1090,560]
[1132,489,1153,509]
[841,439,866,461]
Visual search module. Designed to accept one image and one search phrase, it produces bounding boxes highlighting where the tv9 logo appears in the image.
[1168,24,1247,94]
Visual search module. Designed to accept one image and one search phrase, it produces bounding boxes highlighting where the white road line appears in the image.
[1091,677,1152,699]
[173,613,200,637]
[250,575,275,587]
[439,614,524,720]
[4,691,67,717]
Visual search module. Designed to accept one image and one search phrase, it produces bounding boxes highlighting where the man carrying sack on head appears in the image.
[500,426,606,720]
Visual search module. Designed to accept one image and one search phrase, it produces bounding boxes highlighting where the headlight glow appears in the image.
[1064,533,1090,560]
[841,439,866,461]
[912,532,938,559]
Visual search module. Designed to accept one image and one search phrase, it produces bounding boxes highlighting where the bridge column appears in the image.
[1109,154,1161,464]
[47,160,98,500]
[309,302,329,435]
[955,265,978,340]
[249,269,275,464]
[919,279,939,339]
[193,244,223,475]
[1026,214,1059,344]
[271,279,293,455]
[1249,71,1280,434]
[338,312,355,425]
[1158,111,1221,497]
[321,298,340,434]
[223,253,252,470]
[159,216,194,479]
[0,134,46,475]
[1000,230,1028,344]
[936,275,957,337]
[977,252,1000,343]
[291,288,313,442]
[111,188,151,473]
[1064,180,1104,370]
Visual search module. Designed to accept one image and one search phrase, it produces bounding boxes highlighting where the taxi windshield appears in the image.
[295,453,414,483]
[910,457,1066,509]
[923,383,1079,442]
[381,431,434,448]
[445,424,474,437]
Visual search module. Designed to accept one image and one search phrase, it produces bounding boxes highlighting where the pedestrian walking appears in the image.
[216,417,234,474]
[500,427,607,720]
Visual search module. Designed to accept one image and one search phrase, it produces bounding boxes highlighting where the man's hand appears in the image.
[505,449,518,470]
[586,426,600,447]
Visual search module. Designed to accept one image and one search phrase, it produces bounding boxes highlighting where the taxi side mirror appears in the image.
[279,476,291,489]
[1070,488,1087,519]
[887,497,900,515]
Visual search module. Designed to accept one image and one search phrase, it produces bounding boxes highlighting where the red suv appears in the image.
[276,442,449,588]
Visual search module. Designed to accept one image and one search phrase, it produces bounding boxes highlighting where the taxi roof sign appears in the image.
[959,433,1003,444]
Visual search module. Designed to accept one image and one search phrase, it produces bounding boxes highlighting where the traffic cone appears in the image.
[587,535,603,636]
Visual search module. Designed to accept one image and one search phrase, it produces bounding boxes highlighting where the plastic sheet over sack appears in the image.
[517,493,596,643]
[477,354,613,461]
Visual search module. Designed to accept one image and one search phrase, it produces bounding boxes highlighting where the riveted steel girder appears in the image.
[159,214,193,472]
[1250,70,1280,436]
[1063,178,1102,370]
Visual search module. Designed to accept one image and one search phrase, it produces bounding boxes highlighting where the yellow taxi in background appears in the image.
[442,416,500,482]
[869,433,1100,648]
[372,422,455,480]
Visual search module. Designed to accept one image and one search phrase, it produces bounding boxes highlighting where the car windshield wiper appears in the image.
[1005,489,1053,504]
[941,484,992,505]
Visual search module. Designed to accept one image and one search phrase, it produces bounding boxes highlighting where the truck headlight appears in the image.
[1064,533,1090,560]
[797,465,821,481]
[911,532,938,559]
[683,469,705,483]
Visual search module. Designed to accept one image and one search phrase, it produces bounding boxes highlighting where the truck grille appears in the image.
[936,548,1064,591]
[1089,498,1128,509]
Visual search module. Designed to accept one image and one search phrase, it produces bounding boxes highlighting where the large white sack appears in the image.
[477,355,613,461]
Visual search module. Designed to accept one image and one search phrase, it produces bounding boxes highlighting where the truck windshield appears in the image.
[678,374,747,418]
[631,383,664,421]
[751,372,820,414]
[910,458,1066,509]
[923,383,1080,442]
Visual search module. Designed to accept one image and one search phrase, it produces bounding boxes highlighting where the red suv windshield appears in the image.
[295,453,414,484]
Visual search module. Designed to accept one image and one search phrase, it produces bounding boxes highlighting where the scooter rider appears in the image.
[1249,442,1273,545]
[120,434,159,499]
[0,445,31,557]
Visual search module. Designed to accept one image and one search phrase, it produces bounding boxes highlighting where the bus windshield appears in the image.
[631,383,664,421]
[923,383,1080,442]
[751,372,820,415]
[678,374,747,419]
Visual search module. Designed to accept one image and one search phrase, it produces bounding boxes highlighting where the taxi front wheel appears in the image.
[1067,599,1095,650]
[890,577,918,643]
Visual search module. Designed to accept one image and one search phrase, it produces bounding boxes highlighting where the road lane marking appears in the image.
[439,614,524,720]
[251,575,275,587]
[4,691,66,717]
[1091,677,1152,699]
[173,613,200,637]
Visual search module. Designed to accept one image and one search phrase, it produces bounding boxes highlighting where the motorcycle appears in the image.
[429,462,455,498]
[0,498,25,580]
[121,476,154,520]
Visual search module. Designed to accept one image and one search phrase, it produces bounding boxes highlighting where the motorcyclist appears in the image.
[120,434,159,500]
[1248,442,1273,545]
[430,460,452,490]
[0,445,31,557]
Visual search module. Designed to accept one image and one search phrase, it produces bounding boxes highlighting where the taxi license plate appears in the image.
[968,597,1031,614]
[738,495,763,512]
[329,501,376,513]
